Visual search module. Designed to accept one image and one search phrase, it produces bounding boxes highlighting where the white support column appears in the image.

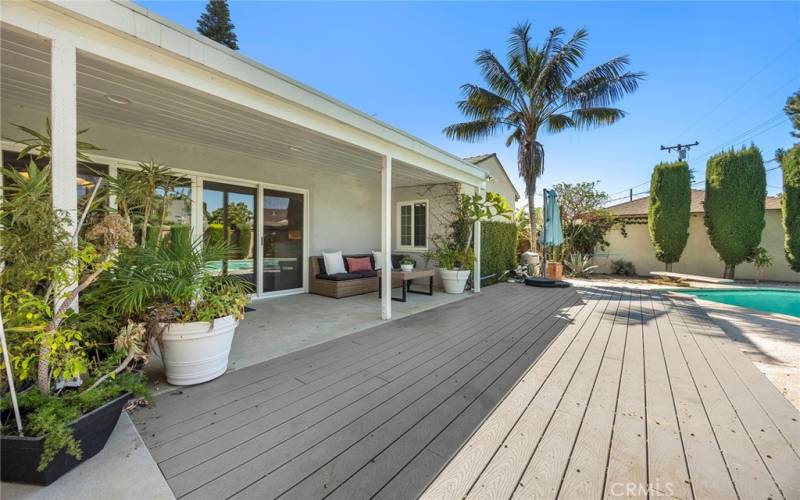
[51,37,78,238]
[51,37,78,310]
[473,182,486,293]
[381,155,393,320]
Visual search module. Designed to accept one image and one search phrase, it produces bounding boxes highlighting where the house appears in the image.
[597,189,797,282]
[0,1,498,320]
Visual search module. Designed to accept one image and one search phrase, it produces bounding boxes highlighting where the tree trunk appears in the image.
[723,263,736,279]
[665,262,672,272]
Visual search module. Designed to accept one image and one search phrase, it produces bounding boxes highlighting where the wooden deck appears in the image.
[423,287,800,500]
[131,284,800,500]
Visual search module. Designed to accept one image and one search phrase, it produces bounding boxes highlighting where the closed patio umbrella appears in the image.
[540,188,564,277]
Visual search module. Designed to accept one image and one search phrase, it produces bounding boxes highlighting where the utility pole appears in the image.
[660,141,699,161]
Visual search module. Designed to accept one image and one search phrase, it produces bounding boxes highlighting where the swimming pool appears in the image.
[678,288,800,318]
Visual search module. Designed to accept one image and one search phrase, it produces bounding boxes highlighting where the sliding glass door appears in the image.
[203,181,257,288]
[262,188,304,294]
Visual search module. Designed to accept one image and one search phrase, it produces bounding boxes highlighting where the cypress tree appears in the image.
[197,0,239,50]
[704,146,766,279]
[783,144,800,271]
[648,161,691,271]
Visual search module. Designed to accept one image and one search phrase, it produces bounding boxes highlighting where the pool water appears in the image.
[678,289,800,318]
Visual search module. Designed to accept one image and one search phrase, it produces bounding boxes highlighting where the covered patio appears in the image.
[0,0,490,329]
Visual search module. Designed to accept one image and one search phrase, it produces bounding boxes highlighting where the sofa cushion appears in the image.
[356,270,378,278]
[323,251,346,275]
[346,256,372,272]
[316,272,366,281]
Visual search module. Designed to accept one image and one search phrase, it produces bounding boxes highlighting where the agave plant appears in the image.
[564,253,598,278]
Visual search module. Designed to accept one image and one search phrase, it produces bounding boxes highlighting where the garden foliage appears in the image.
[783,145,800,271]
[479,222,517,281]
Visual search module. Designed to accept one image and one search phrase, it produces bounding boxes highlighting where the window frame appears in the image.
[395,199,429,252]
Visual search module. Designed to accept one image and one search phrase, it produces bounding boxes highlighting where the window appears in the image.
[397,200,427,250]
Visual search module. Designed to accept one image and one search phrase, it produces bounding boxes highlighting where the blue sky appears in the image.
[140,1,799,206]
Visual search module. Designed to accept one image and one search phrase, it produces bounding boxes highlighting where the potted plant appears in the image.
[1,124,148,485]
[105,237,251,386]
[426,191,511,294]
[399,257,415,272]
[426,244,475,294]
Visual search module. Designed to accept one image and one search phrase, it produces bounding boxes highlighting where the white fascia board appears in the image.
[10,1,489,187]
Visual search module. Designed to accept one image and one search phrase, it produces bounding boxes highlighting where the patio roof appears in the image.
[0,1,489,188]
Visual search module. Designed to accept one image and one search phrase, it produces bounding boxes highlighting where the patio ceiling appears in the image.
[1,24,454,187]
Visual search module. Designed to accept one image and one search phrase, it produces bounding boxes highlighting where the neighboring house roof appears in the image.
[464,153,521,200]
[608,189,782,217]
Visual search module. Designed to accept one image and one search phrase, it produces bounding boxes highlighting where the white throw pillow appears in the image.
[372,251,382,270]
[323,251,346,275]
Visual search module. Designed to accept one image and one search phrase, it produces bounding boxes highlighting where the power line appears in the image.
[668,38,800,143]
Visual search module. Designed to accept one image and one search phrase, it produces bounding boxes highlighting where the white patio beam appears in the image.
[381,155,393,320]
[473,182,485,293]
[50,36,78,309]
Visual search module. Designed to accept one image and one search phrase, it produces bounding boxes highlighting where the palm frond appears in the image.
[545,114,576,133]
[565,56,645,107]
[456,84,513,120]
[534,28,588,97]
[475,49,523,103]
[570,107,627,129]
[443,119,504,143]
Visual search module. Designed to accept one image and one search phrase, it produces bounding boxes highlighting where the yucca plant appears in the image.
[564,253,598,278]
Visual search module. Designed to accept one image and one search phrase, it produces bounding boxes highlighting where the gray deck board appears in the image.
[133,284,800,500]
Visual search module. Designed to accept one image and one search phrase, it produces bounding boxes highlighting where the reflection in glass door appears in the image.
[203,181,257,288]
[263,189,304,294]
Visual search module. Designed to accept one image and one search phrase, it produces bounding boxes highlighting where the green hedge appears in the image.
[480,221,517,283]
[704,146,766,278]
[206,223,226,249]
[233,223,252,259]
[783,144,800,272]
[169,224,191,247]
[648,161,691,270]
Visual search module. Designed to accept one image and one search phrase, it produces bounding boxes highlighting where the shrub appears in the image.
[610,259,637,276]
[206,223,225,248]
[480,221,517,282]
[648,161,690,271]
[234,223,252,259]
[564,253,598,277]
[704,146,766,278]
[783,144,800,272]
[169,224,191,247]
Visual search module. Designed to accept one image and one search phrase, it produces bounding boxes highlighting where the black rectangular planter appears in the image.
[1,392,131,486]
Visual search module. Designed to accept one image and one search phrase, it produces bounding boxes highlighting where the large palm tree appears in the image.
[445,22,644,246]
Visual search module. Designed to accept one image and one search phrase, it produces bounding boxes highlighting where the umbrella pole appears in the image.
[541,188,547,278]
[0,308,24,435]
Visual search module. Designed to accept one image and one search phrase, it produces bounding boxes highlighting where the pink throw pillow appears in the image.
[347,257,372,272]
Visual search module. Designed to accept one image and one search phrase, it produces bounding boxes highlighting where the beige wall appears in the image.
[2,103,381,256]
[595,212,799,282]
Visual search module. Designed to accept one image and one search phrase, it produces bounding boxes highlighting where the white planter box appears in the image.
[159,315,238,386]
[438,268,471,294]
[400,264,414,272]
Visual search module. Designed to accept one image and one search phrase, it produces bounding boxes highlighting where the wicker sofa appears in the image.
[309,254,405,299]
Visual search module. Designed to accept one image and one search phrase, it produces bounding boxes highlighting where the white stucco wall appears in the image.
[2,103,381,255]
[595,212,799,282]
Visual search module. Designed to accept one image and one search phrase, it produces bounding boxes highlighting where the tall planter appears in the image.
[159,315,238,385]
[438,268,471,294]
[1,392,131,485]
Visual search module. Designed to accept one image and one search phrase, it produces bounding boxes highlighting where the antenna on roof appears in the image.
[660,141,699,161]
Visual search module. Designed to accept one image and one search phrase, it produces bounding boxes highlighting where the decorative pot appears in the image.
[438,268,471,294]
[400,263,414,272]
[159,315,238,386]
[546,262,564,281]
[1,392,131,485]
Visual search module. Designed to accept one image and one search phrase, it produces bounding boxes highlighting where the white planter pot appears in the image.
[158,315,238,386]
[400,264,414,272]
[438,268,471,294]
